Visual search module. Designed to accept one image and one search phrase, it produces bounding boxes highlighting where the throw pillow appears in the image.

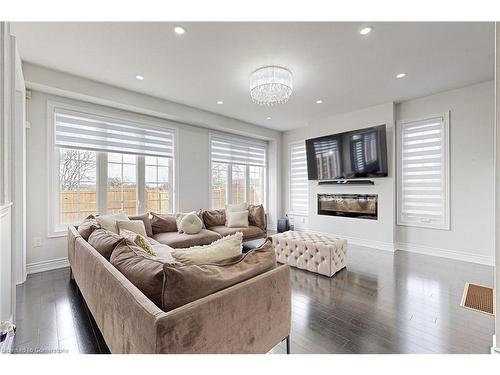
[202,209,226,228]
[116,219,148,237]
[77,215,100,241]
[171,232,243,265]
[110,239,179,307]
[151,243,176,263]
[174,211,197,233]
[226,210,249,228]
[128,213,153,237]
[248,204,266,230]
[150,213,178,234]
[119,229,156,256]
[88,228,123,260]
[178,213,203,234]
[226,202,248,212]
[96,212,129,234]
[162,239,276,311]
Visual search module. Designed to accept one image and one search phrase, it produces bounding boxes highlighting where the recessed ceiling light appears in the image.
[217,100,223,105]
[135,75,144,80]
[266,116,272,120]
[359,27,372,35]
[174,26,185,35]
[396,73,407,79]
[316,99,323,104]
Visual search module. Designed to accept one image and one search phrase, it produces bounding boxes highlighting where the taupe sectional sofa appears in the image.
[67,208,291,353]
[148,207,267,248]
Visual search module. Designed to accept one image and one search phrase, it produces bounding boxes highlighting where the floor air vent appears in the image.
[460,283,495,315]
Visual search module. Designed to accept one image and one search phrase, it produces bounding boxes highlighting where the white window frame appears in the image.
[208,133,267,209]
[288,141,309,216]
[397,112,450,230]
[47,99,178,237]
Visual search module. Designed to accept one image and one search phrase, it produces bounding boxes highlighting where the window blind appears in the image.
[289,142,309,214]
[54,108,174,158]
[211,136,266,167]
[398,115,449,229]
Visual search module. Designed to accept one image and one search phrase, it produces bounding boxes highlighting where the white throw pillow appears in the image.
[226,210,249,228]
[226,202,248,212]
[96,212,129,234]
[175,211,196,233]
[151,243,176,263]
[171,232,243,265]
[178,213,203,234]
[117,220,147,237]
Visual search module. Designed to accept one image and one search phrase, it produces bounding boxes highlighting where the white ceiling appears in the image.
[11,22,494,131]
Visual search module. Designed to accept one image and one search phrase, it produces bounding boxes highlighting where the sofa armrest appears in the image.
[154,265,291,353]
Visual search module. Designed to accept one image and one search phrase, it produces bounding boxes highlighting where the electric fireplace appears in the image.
[317,194,378,220]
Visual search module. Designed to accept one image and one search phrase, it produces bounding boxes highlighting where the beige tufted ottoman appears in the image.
[271,231,347,277]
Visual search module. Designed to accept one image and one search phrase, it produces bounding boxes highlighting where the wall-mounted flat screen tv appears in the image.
[305,125,388,180]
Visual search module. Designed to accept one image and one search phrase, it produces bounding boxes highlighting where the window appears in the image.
[289,142,309,214]
[210,135,266,209]
[107,153,137,215]
[397,113,449,229]
[50,102,176,234]
[145,156,173,214]
[59,148,97,225]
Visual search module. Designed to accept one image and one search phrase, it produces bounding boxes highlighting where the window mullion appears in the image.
[227,163,233,205]
[245,165,250,203]
[137,155,145,214]
[97,152,107,215]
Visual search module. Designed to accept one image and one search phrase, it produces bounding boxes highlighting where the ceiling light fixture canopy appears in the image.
[249,66,293,106]
[359,27,372,35]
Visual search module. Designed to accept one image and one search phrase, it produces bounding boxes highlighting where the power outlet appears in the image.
[33,237,42,247]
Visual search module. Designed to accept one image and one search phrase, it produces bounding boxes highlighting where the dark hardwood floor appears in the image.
[13,245,494,354]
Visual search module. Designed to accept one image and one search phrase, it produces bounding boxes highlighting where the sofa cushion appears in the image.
[152,229,222,248]
[162,239,276,311]
[77,215,100,241]
[208,225,265,240]
[88,228,123,260]
[110,239,178,307]
[151,213,177,234]
[248,204,266,230]
[128,213,153,237]
[203,209,226,227]
[226,210,249,228]
[96,212,129,234]
[171,232,242,265]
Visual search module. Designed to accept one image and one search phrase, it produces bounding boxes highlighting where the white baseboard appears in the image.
[397,242,494,266]
[491,335,500,354]
[26,257,69,275]
[298,229,395,252]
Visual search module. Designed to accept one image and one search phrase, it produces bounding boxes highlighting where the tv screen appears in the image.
[305,125,388,180]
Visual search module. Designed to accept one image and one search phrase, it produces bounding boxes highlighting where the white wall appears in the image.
[24,65,282,270]
[282,102,396,251]
[0,22,15,322]
[493,22,499,353]
[396,81,495,265]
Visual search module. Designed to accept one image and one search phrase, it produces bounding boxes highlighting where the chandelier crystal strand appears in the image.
[249,66,293,106]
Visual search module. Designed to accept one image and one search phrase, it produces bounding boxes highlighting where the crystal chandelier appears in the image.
[249,66,293,106]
